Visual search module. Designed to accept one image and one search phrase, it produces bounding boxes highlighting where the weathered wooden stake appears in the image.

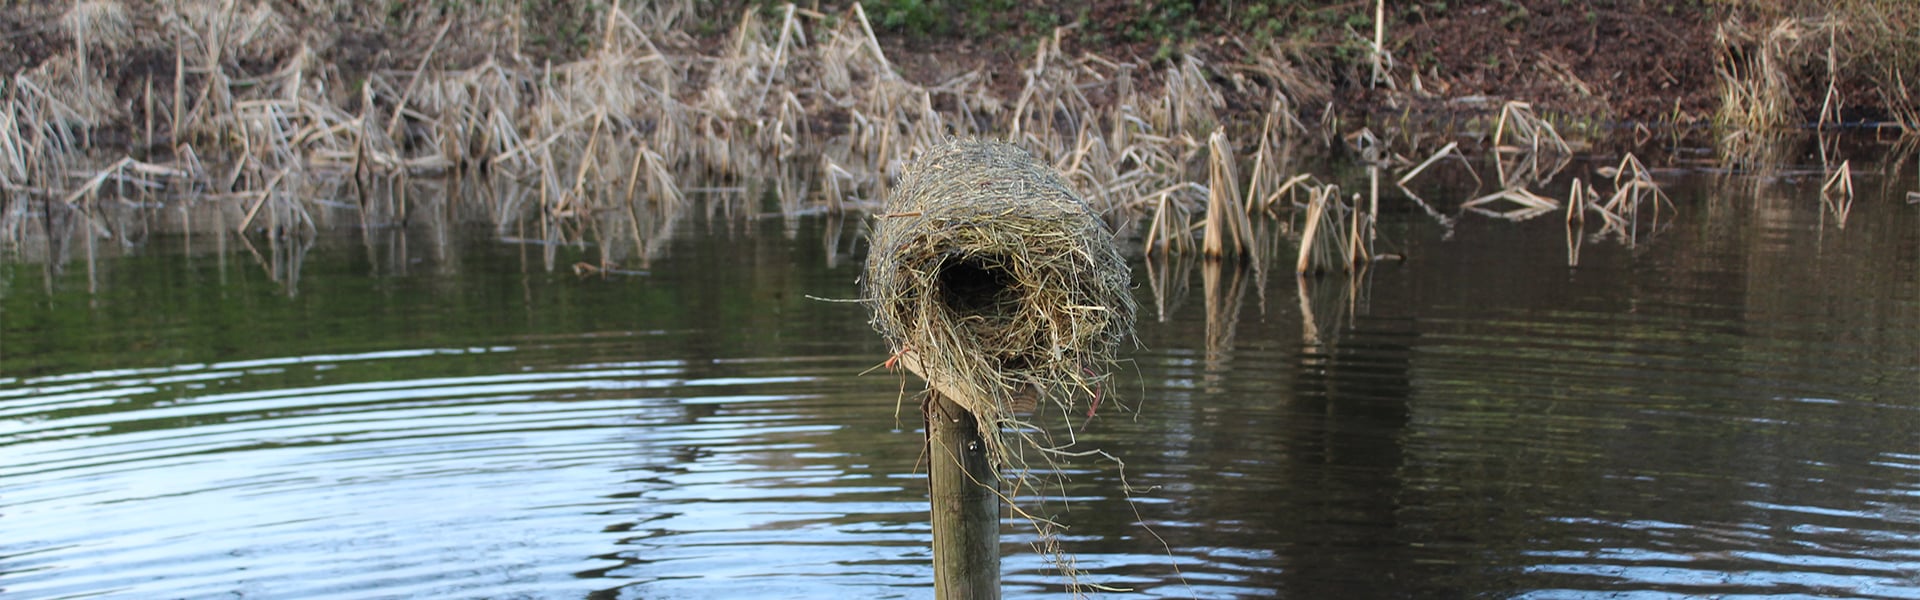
[927,391,1000,600]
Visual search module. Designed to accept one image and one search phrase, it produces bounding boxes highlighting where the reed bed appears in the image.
[1714,2,1920,132]
[3,0,1720,290]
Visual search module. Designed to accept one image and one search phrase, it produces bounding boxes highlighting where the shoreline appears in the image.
[3,1,1916,267]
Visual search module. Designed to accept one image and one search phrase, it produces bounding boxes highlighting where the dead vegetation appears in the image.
[1713,1,1920,133]
[0,0,1688,352]
[0,0,1903,295]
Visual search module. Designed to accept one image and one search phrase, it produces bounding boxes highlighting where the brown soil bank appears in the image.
[4,1,1915,141]
[886,0,1919,128]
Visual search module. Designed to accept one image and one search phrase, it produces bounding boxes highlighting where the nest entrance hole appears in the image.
[937,253,1021,322]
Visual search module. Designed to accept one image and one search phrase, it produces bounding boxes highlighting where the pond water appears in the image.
[4,156,1920,598]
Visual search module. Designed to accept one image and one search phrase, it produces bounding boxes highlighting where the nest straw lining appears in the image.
[864,138,1135,470]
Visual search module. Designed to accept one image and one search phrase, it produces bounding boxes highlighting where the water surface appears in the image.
[4,162,1920,598]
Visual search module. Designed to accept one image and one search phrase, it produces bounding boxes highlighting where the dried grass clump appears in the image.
[1714,16,1814,131]
[1836,2,1920,128]
[19,54,121,129]
[864,139,1135,470]
[1715,2,1920,131]
[164,0,293,61]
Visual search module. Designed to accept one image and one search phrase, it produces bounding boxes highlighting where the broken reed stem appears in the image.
[387,19,455,140]
[1822,159,1854,225]
[563,112,607,213]
[1370,0,1390,89]
[1822,159,1854,198]
[1296,186,1327,274]
[1202,128,1251,259]
[1398,141,1459,186]
[1566,177,1592,266]
[1143,192,1192,255]
[849,2,893,79]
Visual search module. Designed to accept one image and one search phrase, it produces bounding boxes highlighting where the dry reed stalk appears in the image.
[848,2,893,77]
[1009,29,1086,146]
[1817,27,1842,130]
[1054,119,1124,212]
[639,147,683,210]
[171,40,186,139]
[1493,101,1568,154]
[1252,172,1316,215]
[1603,154,1671,214]
[386,20,455,140]
[1105,109,1190,219]
[1464,186,1560,222]
[1367,0,1394,90]
[1397,141,1469,187]
[755,3,801,109]
[1714,17,1813,132]
[22,53,120,134]
[705,5,778,121]
[1815,132,1848,178]
[1583,153,1670,243]
[1490,101,1570,188]
[1239,39,1332,112]
[820,155,856,214]
[630,0,695,36]
[1239,99,1306,219]
[0,98,27,187]
[556,112,608,216]
[1345,188,1370,267]
[1565,177,1598,266]
[234,167,289,233]
[1821,159,1854,225]
[1141,188,1196,256]
[62,1,132,86]
[1294,183,1338,274]
[7,72,96,196]
[59,157,187,206]
[1342,127,1402,166]
[165,0,293,141]
[1202,129,1252,260]
[1156,54,1225,137]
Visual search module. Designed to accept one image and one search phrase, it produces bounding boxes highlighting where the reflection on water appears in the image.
[4,164,1920,598]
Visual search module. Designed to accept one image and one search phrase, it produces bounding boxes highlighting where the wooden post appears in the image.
[928,391,1000,600]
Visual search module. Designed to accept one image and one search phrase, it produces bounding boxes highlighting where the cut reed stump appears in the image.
[865,139,1135,598]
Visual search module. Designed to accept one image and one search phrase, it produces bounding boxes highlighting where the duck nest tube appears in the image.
[864,139,1135,466]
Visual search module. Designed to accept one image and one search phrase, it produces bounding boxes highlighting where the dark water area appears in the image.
[4,163,1920,598]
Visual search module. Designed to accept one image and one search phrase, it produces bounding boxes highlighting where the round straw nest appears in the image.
[864,139,1135,463]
